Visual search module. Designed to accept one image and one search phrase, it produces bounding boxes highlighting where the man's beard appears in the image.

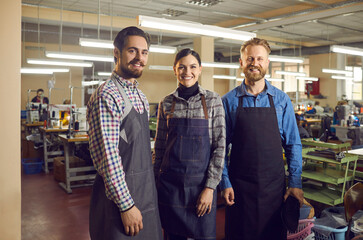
[121,62,144,79]
[243,65,266,82]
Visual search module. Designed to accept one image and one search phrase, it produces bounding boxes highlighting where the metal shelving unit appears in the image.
[301,139,358,206]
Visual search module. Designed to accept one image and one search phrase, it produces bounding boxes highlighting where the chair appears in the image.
[344,182,363,240]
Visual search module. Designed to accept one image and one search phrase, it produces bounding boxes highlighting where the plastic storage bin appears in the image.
[287,218,315,240]
[22,158,43,174]
[312,225,348,240]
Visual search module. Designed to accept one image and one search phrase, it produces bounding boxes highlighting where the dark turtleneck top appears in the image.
[177,81,199,101]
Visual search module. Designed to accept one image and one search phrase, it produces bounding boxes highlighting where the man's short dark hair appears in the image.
[37,88,44,93]
[113,26,151,63]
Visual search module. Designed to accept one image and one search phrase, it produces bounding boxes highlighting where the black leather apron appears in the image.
[89,79,162,240]
[158,95,217,240]
[225,94,286,240]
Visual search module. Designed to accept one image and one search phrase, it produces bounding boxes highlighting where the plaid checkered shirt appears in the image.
[87,71,149,212]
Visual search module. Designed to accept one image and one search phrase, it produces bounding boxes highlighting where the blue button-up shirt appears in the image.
[220,79,302,190]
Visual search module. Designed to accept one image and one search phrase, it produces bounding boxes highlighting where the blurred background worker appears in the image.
[31,88,49,104]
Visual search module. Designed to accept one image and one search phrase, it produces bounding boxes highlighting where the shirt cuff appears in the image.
[205,178,219,190]
[120,204,135,213]
[288,175,302,188]
[218,176,232,190]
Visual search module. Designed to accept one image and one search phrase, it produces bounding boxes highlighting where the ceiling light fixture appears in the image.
[149,65,173,71]
[267,78,285,82]
[296,77,319,81]
[46,51,113,62]
[331,75,354,80]
[322,68,352,75]
[269,55,304,64]
[331,45,363,57]
[21,68,69,74]
[27,58,93,67]
[202,62,239,69]
[79,38,177,54]
[137,15,256,41]
[186,0,223,7]
[213,75,237,80]
[98,72,112,76]
[82,80,105,86]
[275,70,306,77]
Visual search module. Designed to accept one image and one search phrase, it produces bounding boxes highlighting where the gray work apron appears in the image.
[225,94,286,240]
[89,79,162,240]
[157,95,217,240]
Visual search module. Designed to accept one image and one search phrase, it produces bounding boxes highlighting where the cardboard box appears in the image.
[21,137,43,159]
[53,156,85,183]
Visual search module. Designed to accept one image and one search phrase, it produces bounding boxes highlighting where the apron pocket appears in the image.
[178,135,204,162]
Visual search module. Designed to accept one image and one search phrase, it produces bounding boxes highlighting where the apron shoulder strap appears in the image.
[268,94,275,109]
[201,95,208,120]
[112,78,133,120]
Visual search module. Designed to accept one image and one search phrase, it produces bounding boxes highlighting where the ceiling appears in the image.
[21,0,363,65]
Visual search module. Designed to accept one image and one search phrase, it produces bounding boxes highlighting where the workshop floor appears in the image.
[21,171,226,240]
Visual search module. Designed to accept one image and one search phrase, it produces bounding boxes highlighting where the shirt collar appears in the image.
[235,79,276,97]
[111,71,139,89]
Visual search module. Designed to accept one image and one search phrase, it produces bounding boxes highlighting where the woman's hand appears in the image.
[196,187,214,217]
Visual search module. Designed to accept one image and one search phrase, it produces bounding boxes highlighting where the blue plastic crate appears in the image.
[312,225,348,240]
[22,158,43,174]
[21,110,27,119]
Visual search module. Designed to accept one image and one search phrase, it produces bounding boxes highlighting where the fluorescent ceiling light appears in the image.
[331,45,363,57]
[213,75,236,80]
[332,75,354,80]
[21,68,69,74]
[82,80,105,86]
[267,78,285,82]
[296,77,319,81]
[138,15,256,41]
[46,51,113,62]
[79,38,114,48]
[27,58,93,67]
[269,55,304,63]
[275,70,306,77]
[149,45,177,54]
[149,65,173,71]
[79,38,177,54]
[202,62,239,69]
[322,68,352,75]
[98,72,112,76]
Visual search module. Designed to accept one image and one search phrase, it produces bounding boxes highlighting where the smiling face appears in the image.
[114,35,149,81]
[173,54,202,88]
[240,45,270,83]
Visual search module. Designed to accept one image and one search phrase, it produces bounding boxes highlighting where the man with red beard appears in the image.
[87,26,162,240]
[220,38,303,240]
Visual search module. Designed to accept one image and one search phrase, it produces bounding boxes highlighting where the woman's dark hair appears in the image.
[113,26,151,63]
[174,48,201,66]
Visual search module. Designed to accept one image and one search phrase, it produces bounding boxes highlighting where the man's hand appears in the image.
[120,206,143,236]
[284,187,304,207]
[222,187,235,206]
[196,188,214,217]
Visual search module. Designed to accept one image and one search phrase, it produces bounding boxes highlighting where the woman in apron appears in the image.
[153,48,226,240]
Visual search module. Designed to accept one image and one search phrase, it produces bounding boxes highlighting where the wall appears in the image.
[309,53,338,109]
[0,0,21,239]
